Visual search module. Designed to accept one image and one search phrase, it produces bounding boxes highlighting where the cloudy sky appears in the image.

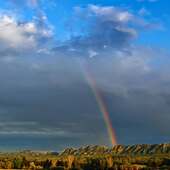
[0,0,170,151]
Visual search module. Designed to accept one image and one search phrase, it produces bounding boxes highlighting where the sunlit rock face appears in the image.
[59,143,170,156]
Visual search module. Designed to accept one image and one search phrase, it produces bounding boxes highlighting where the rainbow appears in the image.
[81,62,117,146]
[30,0,37,6]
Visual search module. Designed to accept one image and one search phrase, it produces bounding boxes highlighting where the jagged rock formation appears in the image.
[59,143,170,156]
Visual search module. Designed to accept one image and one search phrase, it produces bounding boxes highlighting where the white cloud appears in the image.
[23,22,37,33]
[0,14,53,51]
[0,15,35,49]
[88,5,133,23]
[88,49,98,58]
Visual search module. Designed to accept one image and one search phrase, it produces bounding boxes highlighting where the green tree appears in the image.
[13,158,23,169]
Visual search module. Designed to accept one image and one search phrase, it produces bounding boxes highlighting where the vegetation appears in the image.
[0,144,170,169]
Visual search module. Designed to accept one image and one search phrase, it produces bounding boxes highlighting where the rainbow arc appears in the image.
[81,62,117,146]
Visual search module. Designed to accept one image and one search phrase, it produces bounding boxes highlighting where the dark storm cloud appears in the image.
[0,4,169,150]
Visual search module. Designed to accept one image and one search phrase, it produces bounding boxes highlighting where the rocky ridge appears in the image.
[59,143,170,156]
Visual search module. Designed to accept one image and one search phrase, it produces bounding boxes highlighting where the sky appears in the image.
[0,0,170,151]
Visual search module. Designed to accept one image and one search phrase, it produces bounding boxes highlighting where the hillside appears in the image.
[0,144,170,169]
